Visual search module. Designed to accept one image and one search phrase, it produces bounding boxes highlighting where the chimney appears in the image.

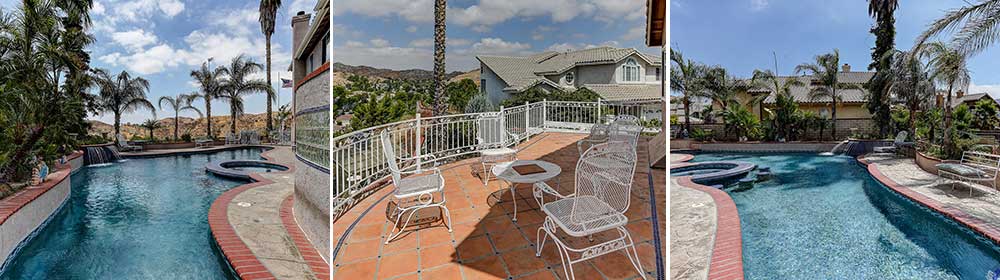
[936,93,944,107]
[957,90,965,99]
[842,63,851,72]
[291,11,312,82]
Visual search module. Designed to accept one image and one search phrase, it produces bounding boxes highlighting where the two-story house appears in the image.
[477,46,663,105]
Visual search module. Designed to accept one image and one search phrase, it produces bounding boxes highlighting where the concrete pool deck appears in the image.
[859,153,1000,244]
[209,146,329,279]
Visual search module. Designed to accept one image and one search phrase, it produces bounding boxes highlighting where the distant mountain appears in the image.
[330,62,474,82]
[88,112,287,140]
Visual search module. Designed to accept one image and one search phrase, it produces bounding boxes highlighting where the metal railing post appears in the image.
[542,99,547,131]
[415,113,423,173]
[524,101,530,138]
[597,98,602,124]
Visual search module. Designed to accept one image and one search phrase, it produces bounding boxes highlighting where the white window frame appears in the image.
[622,58,640,82]
[565,72,574,85]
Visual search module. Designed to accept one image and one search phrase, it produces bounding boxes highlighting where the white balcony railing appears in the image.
[331,99,662,219]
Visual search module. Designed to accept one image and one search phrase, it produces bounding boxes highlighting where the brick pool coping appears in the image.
[671,153,694,163]
[208,147,326,279]
[0,151,82,225]
[674,176,745,280]
[857,156,1000,246]
[279,195,331,278]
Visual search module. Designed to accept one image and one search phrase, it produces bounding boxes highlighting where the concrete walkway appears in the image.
[669,178,715,280]
[861,153,1000,227]
[120,144,271,157]
[227,147,322,279]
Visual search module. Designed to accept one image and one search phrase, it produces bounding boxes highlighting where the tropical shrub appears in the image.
[721,104,761,141]
[890,107,909,135]
[971,99,999,130]
[181,134,192,142]
[691,128,713,141]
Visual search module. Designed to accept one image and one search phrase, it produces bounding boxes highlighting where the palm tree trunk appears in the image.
[205,98,213,138]
[432,0,447,117]
[265,34,273,133]
[831,102,838,140]
[114,113,121,136]
[174,113,179,141]
[683,95,691,136]
[908,107,916,138]
[230,103,237,135]
[944,82,954,152]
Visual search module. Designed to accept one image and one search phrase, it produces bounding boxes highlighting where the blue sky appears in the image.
[672,0,1000,98]
[331,0,658,72]
[1,0,318,124]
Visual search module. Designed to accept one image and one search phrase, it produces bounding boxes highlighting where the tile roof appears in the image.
[584,84,662,101]
[950,92,994,108]
[477,47,662,92]
[757,72,875,104]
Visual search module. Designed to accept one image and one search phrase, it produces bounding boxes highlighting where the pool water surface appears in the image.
[0,148,263,279]
[692,153,1000,279]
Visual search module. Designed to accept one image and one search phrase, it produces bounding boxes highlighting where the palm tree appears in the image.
[915,0,1000,57]
[190,59,226,138]
[879,49,935,136]
[867,0,899,138]
[920,42,970,153]
[94,69,155,136]
[670,48,706,134]
[139,119,162,141]
[258,0,281,133]
[751,69,805,139]
[432,0,447,117]
[794,49,861,140]
[700,66,753,137]
[158,93,202,141]
[220,54,273,134]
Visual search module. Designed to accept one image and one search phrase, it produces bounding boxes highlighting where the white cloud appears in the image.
[451,39,472,46]
[158,0,184,17]
[209,8,259,36]
[406,26,418,33]
[467,38,532,55]
[969,83,1000,100]
[750,0,769,11]
[545,41,619,52]
[332,0,433,22]
[334,0,644,28]
[370,38,390,48]
[92,1,106,15]
[345,40,367,48]
[532,34,545,41]
[410,38,433,48]
[111,29,158,51]
[623,26,645,41]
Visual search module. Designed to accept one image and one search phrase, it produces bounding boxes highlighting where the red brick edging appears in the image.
[675,176,745,279]
[294,62,329,91]
[858,156,1000,245]
[209,148,327,280]
[280,195,331,278]
[0,151,82,225]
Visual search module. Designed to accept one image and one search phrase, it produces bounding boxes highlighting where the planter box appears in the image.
[916,151,1000,188]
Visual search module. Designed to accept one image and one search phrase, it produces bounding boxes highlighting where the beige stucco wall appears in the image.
[293,68,331,261]
[725,92,872,119]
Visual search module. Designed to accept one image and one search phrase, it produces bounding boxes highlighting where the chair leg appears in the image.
[511,184,518,222]
[622,229,647,280]
[386,204,419,244]
[481,162,489,186]
[535,227,547,257]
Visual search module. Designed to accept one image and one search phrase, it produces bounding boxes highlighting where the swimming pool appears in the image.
[0,148,263,279]
[692,153,1000,279]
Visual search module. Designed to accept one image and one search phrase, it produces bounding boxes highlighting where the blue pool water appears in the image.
[0,148,263,279]
[692,153,1000,279]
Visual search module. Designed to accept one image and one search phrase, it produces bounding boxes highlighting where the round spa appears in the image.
[205,159,289,180]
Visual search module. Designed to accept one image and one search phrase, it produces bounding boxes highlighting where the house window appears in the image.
[655,67,661,81]
[565,72,574,84]
[322,35,329,63]
[481,79,486,93]
[622,58,640,82]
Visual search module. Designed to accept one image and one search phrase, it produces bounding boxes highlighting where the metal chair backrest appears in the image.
[573,142,638,215]
[961,151,1000,180]
[608,116,642,149]
[477,112,509,149]
[380,131,404,186]
[894,130,909,145]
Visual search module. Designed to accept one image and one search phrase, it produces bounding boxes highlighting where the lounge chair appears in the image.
[936,151,1000,196]
[116,134,142,152]
[873,131,913,153]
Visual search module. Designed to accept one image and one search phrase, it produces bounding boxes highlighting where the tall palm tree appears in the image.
[258,0,281,133]
[794,49,861,140]
[158,93,202,141]
[190,59,226,138]
[670,48,706,134]
[221,54,273,134]
[880,49,935,136]
[432,0,447,117]
[867,0,899,138]
[921,42,970,152]
[915,0,1000,57]
[94,69,155,136]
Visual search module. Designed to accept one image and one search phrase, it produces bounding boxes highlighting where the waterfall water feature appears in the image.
[84,145,122,165]
[820,140,851,156]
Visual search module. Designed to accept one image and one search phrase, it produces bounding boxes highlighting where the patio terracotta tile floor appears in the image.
[332,133,666,280]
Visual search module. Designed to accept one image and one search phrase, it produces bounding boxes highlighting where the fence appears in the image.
[331,99,662,219]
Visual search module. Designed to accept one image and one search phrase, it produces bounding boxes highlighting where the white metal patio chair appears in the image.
[936,151,1000,196]
[380,131,453,244]
[577,115,642,156]
[477,112,518,186]
[535,143,646,280]
[115,134,142,152]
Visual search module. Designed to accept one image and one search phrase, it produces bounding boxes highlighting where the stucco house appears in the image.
[476,46,663,105]
[731,64,874,120]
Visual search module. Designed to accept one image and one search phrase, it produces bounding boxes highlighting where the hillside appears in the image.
[330,62,475,83]
[89,112,286,140]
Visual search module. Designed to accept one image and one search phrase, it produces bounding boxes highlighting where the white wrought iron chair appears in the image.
[380,131,453,244]
[477,112,518,186]
[535,143,646,280]
[577,115,642,155]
